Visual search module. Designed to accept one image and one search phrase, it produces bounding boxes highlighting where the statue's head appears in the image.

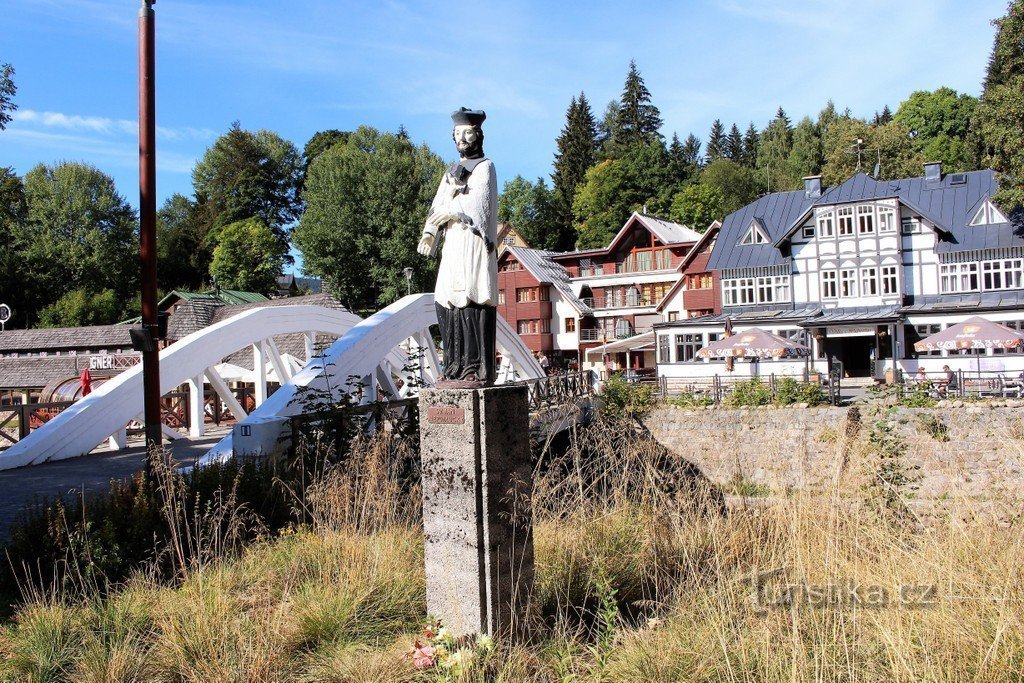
[451,107,486,159]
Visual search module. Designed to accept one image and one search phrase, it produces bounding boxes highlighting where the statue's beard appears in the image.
[457,138,484,159]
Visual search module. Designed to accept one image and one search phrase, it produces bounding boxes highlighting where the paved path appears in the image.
[0,427,230,540]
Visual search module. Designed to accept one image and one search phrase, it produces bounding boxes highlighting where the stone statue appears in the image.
[417,107,498,387]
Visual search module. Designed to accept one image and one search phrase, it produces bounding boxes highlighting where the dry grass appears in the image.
[2,414,1024,681]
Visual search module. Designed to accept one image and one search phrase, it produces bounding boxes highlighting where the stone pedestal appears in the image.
[419,384,534,639]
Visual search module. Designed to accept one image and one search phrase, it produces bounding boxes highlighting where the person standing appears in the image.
[417,108,499,387]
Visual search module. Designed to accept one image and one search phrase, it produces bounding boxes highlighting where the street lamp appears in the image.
[403,267,414,296]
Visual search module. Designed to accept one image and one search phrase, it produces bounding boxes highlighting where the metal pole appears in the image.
[139,0,161,457]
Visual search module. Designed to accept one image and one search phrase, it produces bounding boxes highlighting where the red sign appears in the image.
[427,406,466,425]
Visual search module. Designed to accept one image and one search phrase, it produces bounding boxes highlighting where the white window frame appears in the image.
[878,206,896,233]
[740,221,769,245]
[970,199,1009,227]
[839,268,857,297]
[940,263,980,293]
[723,277,756,306]
[802,223,815,239]
[820,270,838,299]
[860,267,878,296]
[817,210,835,238]
[837,207,855,236]
[881,265,898,296]
[857,205,875,234]
[901,216,917,235]
[982,258,1024,291]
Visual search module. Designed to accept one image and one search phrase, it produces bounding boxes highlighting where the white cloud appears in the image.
[12,109,215,141]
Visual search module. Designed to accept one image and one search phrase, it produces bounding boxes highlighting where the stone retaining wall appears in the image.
[643,404,1024,500]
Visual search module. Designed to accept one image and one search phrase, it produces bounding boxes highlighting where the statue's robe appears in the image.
[424,155,499,382]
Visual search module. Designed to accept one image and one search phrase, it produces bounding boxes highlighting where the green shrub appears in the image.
[667,392,714,408]
[601,375,656,419]
[723,379,773,407]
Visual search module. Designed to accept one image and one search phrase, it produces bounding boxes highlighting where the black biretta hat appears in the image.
[451,107,486,126]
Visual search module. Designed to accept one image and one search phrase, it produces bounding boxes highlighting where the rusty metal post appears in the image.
[138,1,162,458]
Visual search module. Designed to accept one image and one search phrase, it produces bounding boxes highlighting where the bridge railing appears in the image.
[509,371,595,411]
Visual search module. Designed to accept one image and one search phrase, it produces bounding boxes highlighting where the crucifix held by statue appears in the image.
[417,107,499,388]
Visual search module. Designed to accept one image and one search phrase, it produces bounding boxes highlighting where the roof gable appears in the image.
[606,212,701,254]
[506,246,591,315]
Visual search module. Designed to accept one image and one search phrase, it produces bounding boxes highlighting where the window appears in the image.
[502,235,516,246]
[615,319,632,338]
[723,278,756,306]
[970,199,1009,227]
[840,269,857,297]
[881,265,898,295]
[659,334,670,363]
[982,258,1024,291]
[878,206,896,233]
[687,273,713,289]
[837,207,855,236]
[860,267,878,296]
[516,319,550,335]
[857,205,875,234]
[802,224,815,239]
[993,320,1024,354]
[516,287,537,303]
[914,324,942,356]
[667,311,679,322]
[756,275,791,303]
[674,334,703,362]
[740,221,769,245]
[940,263,980,293]
[565,317,575,333]
[497,289,506,305]
[817,210,835,238]
[578,259,599,277]
[901,217,916,235]
[821,270,838,299]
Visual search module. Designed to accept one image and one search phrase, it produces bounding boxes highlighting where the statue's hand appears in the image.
[417,233,435,256]
[428,211,453,228]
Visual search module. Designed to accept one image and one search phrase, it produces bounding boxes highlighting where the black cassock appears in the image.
[435,301,496,383]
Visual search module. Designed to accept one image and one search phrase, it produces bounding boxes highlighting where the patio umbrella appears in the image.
[696,327,810,359]
[79,368,93,397]
[913,316,1024,378]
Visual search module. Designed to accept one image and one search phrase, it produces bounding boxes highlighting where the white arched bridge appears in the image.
[0,294,556,471]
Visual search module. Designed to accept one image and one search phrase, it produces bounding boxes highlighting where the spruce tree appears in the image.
[726,123,744,161]
[551,93,598,248]
[757,108,795,191]
[668,133,687,186]
[742,122,760,167]
[974,0,1024,212]
[706,119,726,162]
[682,133,703,169]
[615,60,663,148]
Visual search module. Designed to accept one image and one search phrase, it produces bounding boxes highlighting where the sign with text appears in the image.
[427,406,466,425]
[89,355,114,370]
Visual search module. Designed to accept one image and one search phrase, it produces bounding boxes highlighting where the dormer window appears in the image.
[740,220,769,245]
[969,199,1008,227]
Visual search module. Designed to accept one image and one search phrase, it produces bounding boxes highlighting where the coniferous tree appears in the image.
[596,99,621,157]
[706,119,726,162]
[0,63,17,131]
[667,133,688,186]
[973,0,1024,211]
[873,105,893,126]
[682,133,703,169]
[787,116,824,183]
[726,123,744,161]
[615,60,663,148]
[551,92,598,249]
[757,108,795,191]
[741,123,760,167]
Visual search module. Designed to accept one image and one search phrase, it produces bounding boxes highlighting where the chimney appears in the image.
[802,175,822,199]
[924,161,942,185]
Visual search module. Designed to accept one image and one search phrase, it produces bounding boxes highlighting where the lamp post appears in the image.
[138,0,161,457]
[403,267,414,296]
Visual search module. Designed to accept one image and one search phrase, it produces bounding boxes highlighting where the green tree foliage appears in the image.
[786,116,824,185]
[572,141,671,248]
[873,105,893,125]
[0,63,16,130]
[705,119,726,162]
[13,162,138,328]
[156,193,209,291]
[596,100,620,157]
[821,117,923,186]
[895,87,977,172]
[700,159,759,216]
[301,129,351,188]
[669,183,725,231]
[614,60,663,149]
[38,289,120,328]
[192,123,303,250]
[974,0,1024,212]
[210,218,288,295]
[293,126,444,311]
[0,168,26,319]
[725,123,743,161]
[498,176,560,251]
[551,92,597,243]
[757,107,794,191]
[741,123,760,167]
[681,133,703,170]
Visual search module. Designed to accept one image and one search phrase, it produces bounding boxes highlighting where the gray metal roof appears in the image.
[507,246,592,315]
[901,291,1024,314]
[655,304,821,328]
[799,305,902,326]
[0,325,133,353]
[632,213,703,245]
[706,189,814,271]
[710,169,1017,272]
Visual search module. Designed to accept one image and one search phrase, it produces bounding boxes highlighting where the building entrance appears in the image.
[824,335,874,378]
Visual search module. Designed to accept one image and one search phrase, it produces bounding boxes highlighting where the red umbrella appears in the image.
[80,368,93,397]
[912,316,1024,352]
[696,327,810,359]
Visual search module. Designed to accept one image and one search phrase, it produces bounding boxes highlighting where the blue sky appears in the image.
[0,0,1006,273]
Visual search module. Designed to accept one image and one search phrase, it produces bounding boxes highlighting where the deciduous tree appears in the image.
[895,87,977,172]
[669,183,725,231]
[498,176,560,251]
[210,218,288,295]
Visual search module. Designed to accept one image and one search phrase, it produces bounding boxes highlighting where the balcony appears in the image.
[578,327,653,343]
[580,296,656,310]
